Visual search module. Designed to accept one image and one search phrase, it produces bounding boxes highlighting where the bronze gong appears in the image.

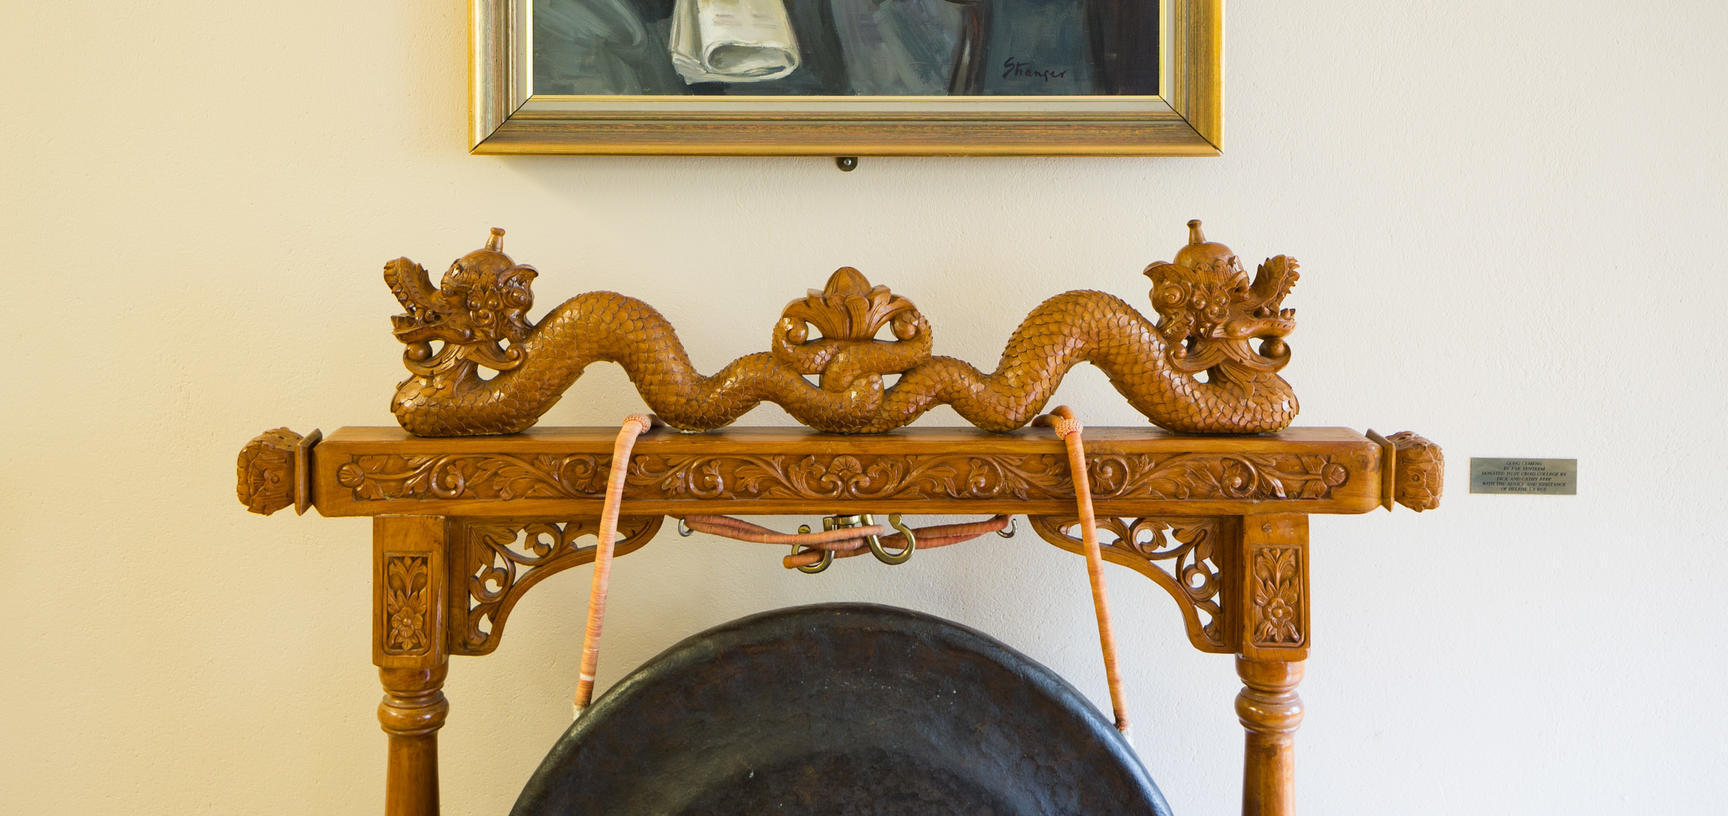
[512,603,1173,815]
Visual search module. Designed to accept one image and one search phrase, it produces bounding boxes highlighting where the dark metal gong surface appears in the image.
[512,603,1174,816]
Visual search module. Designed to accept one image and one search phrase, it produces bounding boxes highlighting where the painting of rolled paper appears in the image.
[669,0,801,83]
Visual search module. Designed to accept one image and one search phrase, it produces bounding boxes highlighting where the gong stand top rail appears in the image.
[242,424,1435,520]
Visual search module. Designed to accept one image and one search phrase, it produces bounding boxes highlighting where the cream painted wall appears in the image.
[3,1,1724,813]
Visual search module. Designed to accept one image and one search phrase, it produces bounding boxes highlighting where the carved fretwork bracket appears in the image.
[1028,515,1233,653]
[447,516,664,656]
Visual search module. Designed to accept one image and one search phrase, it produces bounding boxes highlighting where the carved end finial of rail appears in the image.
[1388,431,1443,512]
[237,427,320,515]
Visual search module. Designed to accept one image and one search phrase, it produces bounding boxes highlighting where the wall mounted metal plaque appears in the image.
[1469,458,1577,495]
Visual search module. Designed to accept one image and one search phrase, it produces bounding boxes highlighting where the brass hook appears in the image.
[869,514,916,565]
[677,517,694,537]
[791,523,833,574]
[997,516,1017,538]
[792,513,915,572]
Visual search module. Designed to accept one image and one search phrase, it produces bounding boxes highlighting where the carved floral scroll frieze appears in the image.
[451,516,663,655]
[337,453,607,501]
[1249,546,1303,647]
[381,553,433,656]
[1028,516,1231,652]
[628,453,1070,502]
[1086,452,1348,501]
[337,450,1349,506]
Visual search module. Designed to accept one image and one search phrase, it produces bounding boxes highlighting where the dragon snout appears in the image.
[1225,313,1296,341]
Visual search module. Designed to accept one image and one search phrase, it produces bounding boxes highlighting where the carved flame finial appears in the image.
[1172,218,1238,273]
[822,266,873,299]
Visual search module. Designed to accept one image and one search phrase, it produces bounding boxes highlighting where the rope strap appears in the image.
[1037,405,1131,736]
[681,514,1013,569]
[572,414,655,719]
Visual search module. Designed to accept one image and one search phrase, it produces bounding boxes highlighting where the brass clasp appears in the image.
[870,514,916,565]
[791,520,836,574]
[791,513,917,573]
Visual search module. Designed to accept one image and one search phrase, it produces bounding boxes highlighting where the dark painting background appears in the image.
[533,0,1159,96]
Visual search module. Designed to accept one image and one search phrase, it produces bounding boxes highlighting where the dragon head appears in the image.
[1144,220,1299,376]
[386,227,537,374]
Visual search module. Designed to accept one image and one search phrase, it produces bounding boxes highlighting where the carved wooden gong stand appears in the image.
[237,225,1443,816]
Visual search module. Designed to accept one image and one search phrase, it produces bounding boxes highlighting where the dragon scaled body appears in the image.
[386,223,1301,436]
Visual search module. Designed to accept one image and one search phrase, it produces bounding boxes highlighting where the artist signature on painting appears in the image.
[1001,57,1068,83]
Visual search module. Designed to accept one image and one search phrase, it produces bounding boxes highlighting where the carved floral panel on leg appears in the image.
[1249,546,1303,647]
[381,553,433,656]
[1239,515,1309,661]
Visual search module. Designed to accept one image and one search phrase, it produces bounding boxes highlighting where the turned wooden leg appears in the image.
[380,666,450,816]
[1236,658,1304,816]
[1233,514,1310,816]
[373,516,451,816]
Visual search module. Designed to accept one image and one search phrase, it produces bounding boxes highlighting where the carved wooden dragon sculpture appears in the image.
[385,221,1301,437]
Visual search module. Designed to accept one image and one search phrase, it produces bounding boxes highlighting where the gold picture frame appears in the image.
[471,0,1221,156]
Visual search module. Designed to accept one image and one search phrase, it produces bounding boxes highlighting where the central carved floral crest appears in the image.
[771,267,932,391]
[784,267,921,343]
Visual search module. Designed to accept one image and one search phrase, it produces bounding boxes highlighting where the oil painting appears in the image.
[532,0,1160,96]
[474,0,1221,155]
